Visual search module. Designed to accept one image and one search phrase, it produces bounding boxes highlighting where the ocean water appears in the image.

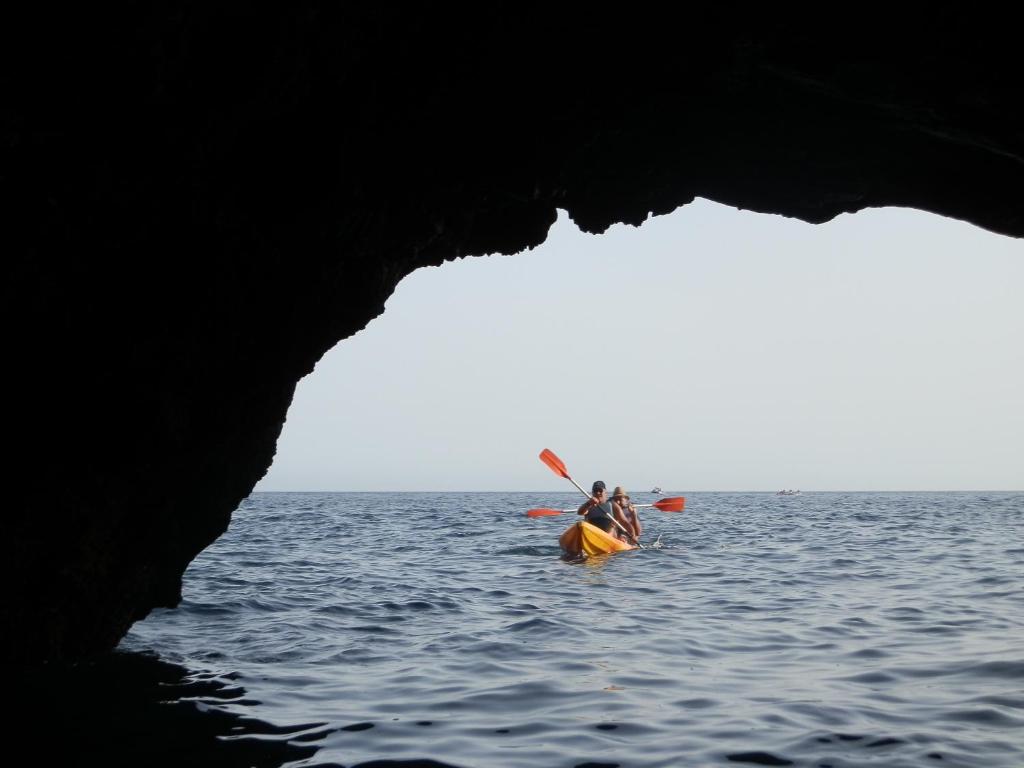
[107,491,1022,767]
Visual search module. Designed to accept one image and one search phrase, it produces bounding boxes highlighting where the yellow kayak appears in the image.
[559,520,635,557]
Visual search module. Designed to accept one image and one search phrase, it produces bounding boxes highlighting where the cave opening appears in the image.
[255,199,1023,494]
[116,201,1023,766]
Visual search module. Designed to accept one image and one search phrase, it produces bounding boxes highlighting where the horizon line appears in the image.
[249,488,1023,494]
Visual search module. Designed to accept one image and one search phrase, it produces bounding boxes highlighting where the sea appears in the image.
[47,492,1024,767]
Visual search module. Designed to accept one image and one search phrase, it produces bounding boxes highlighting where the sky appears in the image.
[255,199,1023,492]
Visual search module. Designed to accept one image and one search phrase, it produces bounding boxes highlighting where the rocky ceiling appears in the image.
[4,5,1021,662]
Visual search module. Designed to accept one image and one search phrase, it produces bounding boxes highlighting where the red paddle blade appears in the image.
[653,497,685,512]
[526,508,564,518]
[539,448,570,479]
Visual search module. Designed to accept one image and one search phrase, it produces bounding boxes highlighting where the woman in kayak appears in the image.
[612,486,642,542]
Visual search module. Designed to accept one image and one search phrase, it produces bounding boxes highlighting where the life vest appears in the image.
[585,500,615,527]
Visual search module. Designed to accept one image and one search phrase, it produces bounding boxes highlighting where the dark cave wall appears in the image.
[3,4,1022,662]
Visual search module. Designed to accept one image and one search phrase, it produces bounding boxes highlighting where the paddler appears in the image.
[577,480,630,538]
[612,486,641,542]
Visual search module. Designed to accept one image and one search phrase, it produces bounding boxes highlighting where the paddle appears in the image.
[526,496,685,517]
[537,448,644,548]
[525,507,567,518]
[636,497,686,512]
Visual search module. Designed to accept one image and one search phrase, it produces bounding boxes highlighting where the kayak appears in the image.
[559,520,635,557]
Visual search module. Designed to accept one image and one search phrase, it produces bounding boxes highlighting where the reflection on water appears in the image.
[13,651,336,768]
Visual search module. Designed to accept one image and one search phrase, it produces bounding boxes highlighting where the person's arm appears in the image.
[631,503,642,538]
[578,498,597,515]
[612,501,630,537]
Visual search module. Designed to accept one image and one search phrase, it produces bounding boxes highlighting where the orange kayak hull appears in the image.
[559,520,635,557]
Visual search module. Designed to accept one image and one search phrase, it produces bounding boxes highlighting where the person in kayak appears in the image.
[612,486,641,542]
[577,480,630,539]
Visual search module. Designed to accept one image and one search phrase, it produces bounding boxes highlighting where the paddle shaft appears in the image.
[550,504,650,512]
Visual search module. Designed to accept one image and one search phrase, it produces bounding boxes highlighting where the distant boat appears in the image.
[776,489,801,496]
[650,486,662,494]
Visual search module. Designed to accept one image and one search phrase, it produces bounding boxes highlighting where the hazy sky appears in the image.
[255,199,1023,492]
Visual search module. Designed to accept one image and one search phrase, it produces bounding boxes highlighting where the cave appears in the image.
[5,6,1022,663]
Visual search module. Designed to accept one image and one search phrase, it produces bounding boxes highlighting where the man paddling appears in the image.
[577,481,630,539]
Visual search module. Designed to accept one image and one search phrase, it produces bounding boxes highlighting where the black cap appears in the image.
[592,480,606,492]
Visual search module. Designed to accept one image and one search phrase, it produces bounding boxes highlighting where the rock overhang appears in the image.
[4,5,1021,663]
